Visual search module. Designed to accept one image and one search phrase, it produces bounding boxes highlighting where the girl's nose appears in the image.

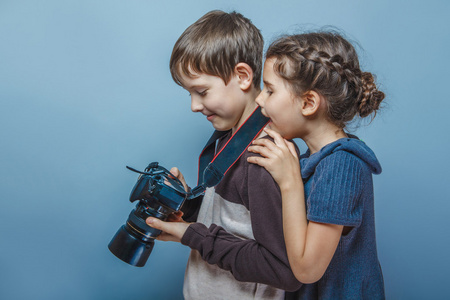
[255,91,264,107]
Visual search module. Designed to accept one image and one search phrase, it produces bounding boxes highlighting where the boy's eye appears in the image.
[266,90,273,96]
[188,90,207,97]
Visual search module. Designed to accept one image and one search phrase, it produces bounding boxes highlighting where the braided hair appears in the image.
[266,32,385,128]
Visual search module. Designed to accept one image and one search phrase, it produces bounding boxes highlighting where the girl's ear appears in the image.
[234,63,253,91]
[301,90,323,116]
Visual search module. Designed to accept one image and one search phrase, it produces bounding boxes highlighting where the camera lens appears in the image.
[108,224,154,267]
[108,208,162,267]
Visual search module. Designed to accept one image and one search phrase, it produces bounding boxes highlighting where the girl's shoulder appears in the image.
[301,138,381,179]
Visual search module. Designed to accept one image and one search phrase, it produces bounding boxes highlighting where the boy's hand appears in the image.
[247,128,301,191]
[166,210,184,222]
[149,167,190,242]
[169,167,189,192]
[146,216,190,243]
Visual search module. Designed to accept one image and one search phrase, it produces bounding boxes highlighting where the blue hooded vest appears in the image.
[286,137,385,300]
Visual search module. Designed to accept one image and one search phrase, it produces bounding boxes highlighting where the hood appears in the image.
[300,137,382,180]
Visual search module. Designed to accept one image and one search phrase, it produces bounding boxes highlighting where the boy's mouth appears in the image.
[206,114,216,121]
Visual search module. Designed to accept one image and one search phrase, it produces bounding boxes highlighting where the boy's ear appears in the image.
[300,90,322,116]
[234,63,253,91]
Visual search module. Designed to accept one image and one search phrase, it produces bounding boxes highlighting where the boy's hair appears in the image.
[170,10,263,89]
[266,31,385,128]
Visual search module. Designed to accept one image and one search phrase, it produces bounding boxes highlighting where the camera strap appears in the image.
[188,106,270,199]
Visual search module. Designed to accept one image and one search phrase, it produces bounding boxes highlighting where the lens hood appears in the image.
[108,225,154,267]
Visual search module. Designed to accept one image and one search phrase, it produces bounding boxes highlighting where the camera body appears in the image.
[108,162,188,267]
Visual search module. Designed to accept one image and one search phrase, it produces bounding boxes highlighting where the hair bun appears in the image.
[358,72,385,118]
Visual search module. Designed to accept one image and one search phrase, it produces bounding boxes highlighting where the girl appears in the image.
[247,32,385,299]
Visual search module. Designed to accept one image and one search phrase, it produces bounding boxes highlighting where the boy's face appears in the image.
[178,70,252,132]
[256,58,304,139]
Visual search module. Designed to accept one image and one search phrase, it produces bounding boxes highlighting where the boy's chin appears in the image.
[213,125,233,132]
[210,121,233,132]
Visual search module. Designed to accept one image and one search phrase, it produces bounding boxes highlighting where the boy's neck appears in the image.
[231,89,260,134]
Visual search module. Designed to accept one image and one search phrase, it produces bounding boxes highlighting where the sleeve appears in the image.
[180,145,302,291]
[181,195,202,222]
[306,151,365,227]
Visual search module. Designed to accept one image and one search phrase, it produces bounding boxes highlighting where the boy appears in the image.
[146,10,302,299]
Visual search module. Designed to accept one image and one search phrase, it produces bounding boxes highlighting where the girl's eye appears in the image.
[266,90,273,96]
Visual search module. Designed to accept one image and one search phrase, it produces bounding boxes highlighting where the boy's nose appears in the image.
[191,97,204,112]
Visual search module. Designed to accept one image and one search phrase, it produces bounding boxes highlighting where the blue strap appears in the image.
[189,106,269,199]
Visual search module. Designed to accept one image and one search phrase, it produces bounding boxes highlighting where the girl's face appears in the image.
[256,58,304,139]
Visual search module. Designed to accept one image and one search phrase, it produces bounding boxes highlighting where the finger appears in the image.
[167,211,184,222]
[264,128,287,148]
[146,217,169,232]
[170,167,180,177]
[170,167,186,183]
[170,167,189,192]
[247,155,268,167]
[248,145,276,159]
[174,211,184,218]
[167,214,182,222]
[251,138,278,151]
[286,141,299,159]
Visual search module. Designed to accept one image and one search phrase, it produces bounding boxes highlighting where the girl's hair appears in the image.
[266,31,385,128]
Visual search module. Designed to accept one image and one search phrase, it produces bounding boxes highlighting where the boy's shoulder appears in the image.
[214,135,283,207]
[246,135,300,158]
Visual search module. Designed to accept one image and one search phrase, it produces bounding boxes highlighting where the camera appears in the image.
[108,107,269,267]
[108,162,188,267]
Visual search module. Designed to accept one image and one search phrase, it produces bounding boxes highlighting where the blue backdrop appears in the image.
[1,0,449,299]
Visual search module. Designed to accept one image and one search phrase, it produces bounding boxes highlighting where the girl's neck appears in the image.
[302,122,347,154]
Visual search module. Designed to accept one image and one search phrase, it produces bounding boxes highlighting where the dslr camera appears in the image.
[108,162,188,267]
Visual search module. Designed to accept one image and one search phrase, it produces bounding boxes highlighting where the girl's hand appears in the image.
[146,216,190,243]
[247,128,301,191]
